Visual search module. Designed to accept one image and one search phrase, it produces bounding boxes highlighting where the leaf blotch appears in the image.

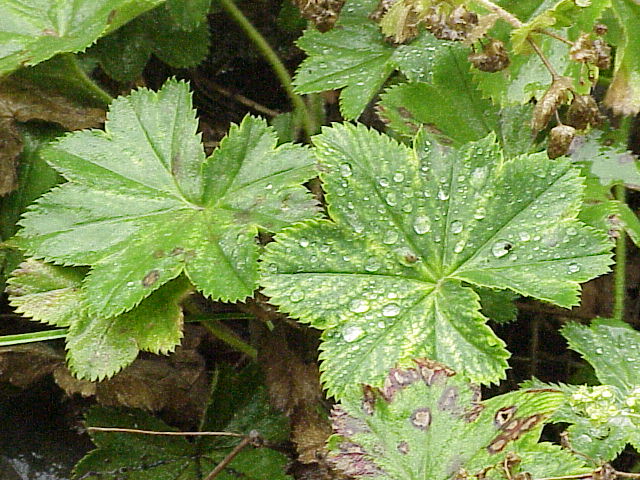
[142,270,160,287]
[409,407,432,431]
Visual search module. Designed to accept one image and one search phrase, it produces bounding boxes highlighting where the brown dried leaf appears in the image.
[531,76,573,132]
[54,325,209,424]
[0,78,105,195]
[463,13,499,45]
[468,38,510,72]
[547,124,576,159]
[0,343,63,388]
[292,408,333,464]
[293,0,346,31]
[567,94,601,130]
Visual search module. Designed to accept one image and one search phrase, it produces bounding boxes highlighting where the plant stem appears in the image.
[217,0,315,139]
[199,318,258,360]
[613,182,627,322]
[204,433,256,480]
[472,0,523,27]
[87,427,245,437]
[60,54,113,107]
[0,328,68,346]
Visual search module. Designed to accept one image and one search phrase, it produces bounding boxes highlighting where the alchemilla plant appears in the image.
[1,0,640,479]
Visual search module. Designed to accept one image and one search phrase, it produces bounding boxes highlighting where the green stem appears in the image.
[198,317,257,360]
[0,328,68,347]
[217,0,315,139]
[613,183,627,322]
[60,54,113,107]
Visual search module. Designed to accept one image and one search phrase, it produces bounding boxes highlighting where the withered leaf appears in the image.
[531,76,573,132]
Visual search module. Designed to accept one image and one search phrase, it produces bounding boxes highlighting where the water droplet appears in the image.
[473,207,486,220]
[492,240,513,258]
[567,226,578,236]
[350,299,370,313]
[265,183,273,190]
[451,220,463,234]
[518,232,531,241]
[382,303,401,317]
[365,259,380,272]
[126,281,135,287]
[377,321,386,328]
[383,230,399,245]
[567,262,581,274]
[385,193,398,206]
[299,238,310,248]
[438,188,450,201]
[393,172,405,182]
[453,240,466,253]
[413,216,431,234]
[595,348,604,354]
[290,290,305,302]
[343,326,364,343]
[339,163,352,177]
[379,177,390,187]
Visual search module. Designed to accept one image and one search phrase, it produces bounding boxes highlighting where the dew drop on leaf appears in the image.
[343,326,364,343]
[339,163,353,177]
[350,299,370,313]
[451,220,463,234]
[383,230,399,245]
[473,207,486,220]
[453,240,466,253]
[518,232,531,242]
[438,188,450,201]
[291,290,305,302]
[382,303,400,317]
[567,262,581,274]
[491,240,512,258]
[299,238,310,247]
[393,172,405,182]
[413,216,431,234]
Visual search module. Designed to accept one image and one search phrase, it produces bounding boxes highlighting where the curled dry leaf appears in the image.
[548,125,576,159]
[463,13,499,46]
[531,76,573,132]
[293,0,346,31]
[570,33,611,70]
[0,77,105,195]
[567,94,601,130]
[468,38,510,72]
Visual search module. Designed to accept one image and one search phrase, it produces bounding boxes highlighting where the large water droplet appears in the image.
[393,172,405,182]
[382,303,401,317]
[290,290,305,302]
[492,240,512,258]
[438,188,450,201]
[299,238,310,248]
[350,299,370,313]
[339,163,352,177]
[413,216,431,234]
[385,192,398,206]
[343,326,364,343]
[453,240,466,253]
[567,262,581,274]
[518,232,531,242]
[383,230,399,245]
[473,207,486,220]
[451,220,463,234]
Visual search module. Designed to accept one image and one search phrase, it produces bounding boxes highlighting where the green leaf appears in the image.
[92,3,211,83]
[166,0,212,30]
[293,0,456,119]
[570,131,640,190]
[553,319,640,462]
[0,0,164,76]
[17,79,319,318]
[6,258,85,328]
[260,124,612,399]
[477,287,519,325]
[7,258,190,380]
[328,359,588,480]
[604,0,640,116]
[377,48,535,156]
[75,366,292,480]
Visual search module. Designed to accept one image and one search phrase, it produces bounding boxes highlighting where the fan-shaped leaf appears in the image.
[261,124,612,398]
[16,79,319,318]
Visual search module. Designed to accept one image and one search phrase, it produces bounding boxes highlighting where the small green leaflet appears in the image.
[293,0,455,119]
[551,319,640,462]
[377,46,535,157]
[0,0,164,76]
[17,79,319,318]
[92,2,211,83]
[604,0,640,116]
[260,124,613,399]
[74,365,292,480]
[166,0,212,30]
[328,359,588,480]
[6,258,189,380]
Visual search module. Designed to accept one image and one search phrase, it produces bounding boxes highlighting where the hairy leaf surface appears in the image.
[0,0,163,76]
[7,258,189,380]
[328,359,588,480]
[261,124,612,398]
[75,366,292,479]
[17,79,318,317]
[293,0,454,119]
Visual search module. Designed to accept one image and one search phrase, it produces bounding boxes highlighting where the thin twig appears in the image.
[473,0,523,27]
[539,29,573,46]
[203,433,257,480]
[527,38,561,79]
[87,427,245,438]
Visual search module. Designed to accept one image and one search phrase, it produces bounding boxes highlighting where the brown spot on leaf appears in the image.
[414,358,455,386]
[152,250,165,258]
[494,406,517,428]
[361,384,377,415]
[107,9,117,24]
[142,270,160,287]
[397,441,410,454]
[487,436,508,454]
[41,28,59,36]
[170,247,185,256]
[410,407,432,431]
[382,367,420,400]
[438,386,460,412]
